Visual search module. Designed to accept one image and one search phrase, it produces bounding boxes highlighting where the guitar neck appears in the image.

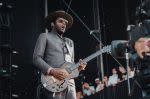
[69,45,111,71]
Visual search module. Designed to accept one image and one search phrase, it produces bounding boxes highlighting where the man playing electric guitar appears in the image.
[33,10,86,99]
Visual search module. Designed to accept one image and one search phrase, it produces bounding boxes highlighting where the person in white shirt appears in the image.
[82,82,95,96]
[108,68,119,86]
[95,78,104,92]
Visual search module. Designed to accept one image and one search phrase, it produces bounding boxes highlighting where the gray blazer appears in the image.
[33,31,74,74]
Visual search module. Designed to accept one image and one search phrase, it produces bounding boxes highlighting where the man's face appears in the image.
[95,80,100,84]
[103,76,108,82]
[53,17,68,33]
[119,66,126,73]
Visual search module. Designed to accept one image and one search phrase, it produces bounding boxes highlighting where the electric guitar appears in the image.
[41,45,111,92]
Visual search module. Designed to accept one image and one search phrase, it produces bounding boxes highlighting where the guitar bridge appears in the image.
[59,80,66,88]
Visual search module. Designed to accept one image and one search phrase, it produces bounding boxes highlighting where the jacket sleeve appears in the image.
[33,33,53,74]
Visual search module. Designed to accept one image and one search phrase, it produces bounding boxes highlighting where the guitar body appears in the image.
[41,62,79,92]
[41,73,68,92]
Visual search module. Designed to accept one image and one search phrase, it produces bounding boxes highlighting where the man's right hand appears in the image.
[48,68,69,80]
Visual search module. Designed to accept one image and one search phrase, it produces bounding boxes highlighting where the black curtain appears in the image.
[12,0,44,98]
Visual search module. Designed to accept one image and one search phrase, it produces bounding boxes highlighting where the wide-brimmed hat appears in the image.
[45,10,73,30]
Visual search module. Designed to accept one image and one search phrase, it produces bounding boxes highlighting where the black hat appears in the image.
[45,10,73,30]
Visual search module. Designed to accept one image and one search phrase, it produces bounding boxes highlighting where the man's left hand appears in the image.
[78,59,87,71]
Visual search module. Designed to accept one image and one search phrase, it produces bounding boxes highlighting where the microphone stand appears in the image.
[125,46,131,95]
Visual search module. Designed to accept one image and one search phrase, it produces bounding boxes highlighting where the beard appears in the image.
[55,27,65,36]
[56,29,64,36]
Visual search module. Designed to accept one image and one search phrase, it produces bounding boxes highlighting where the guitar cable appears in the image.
[36,84,43,99]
